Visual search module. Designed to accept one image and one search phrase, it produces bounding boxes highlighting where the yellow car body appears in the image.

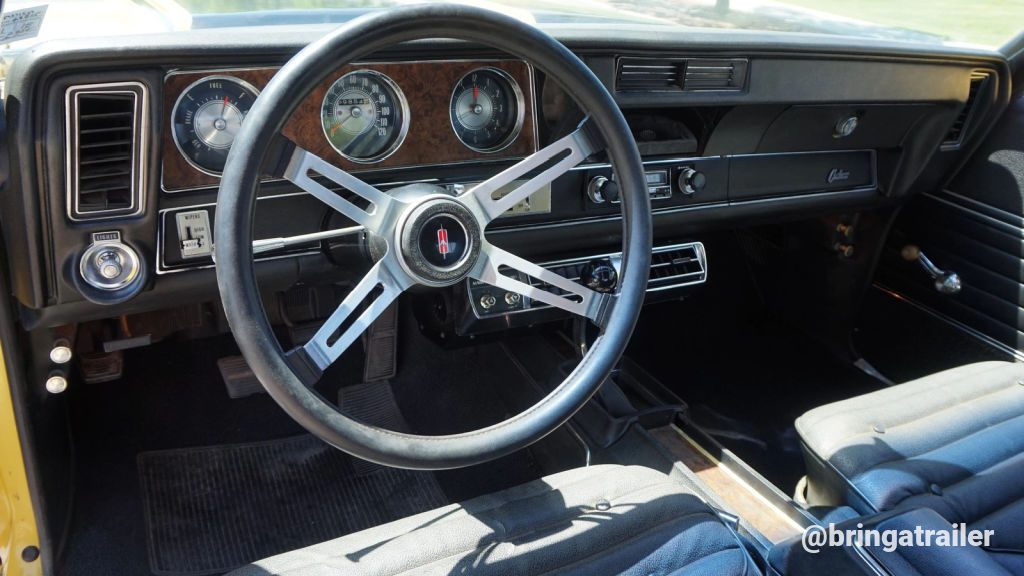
[0,343,40,576]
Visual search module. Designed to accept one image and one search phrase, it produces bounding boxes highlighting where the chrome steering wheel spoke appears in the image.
[297,255,414,376]
[283,145,401,235]
[459,120,600,225]
[470,241,611,324]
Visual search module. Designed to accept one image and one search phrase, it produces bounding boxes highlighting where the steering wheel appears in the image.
[215,4,651,470]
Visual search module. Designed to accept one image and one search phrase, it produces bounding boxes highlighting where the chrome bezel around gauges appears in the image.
[171,75,261,177]
[320,69,411,164]
[449,66,525,154]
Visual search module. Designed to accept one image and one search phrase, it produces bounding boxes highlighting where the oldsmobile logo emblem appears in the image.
[436,226,450,260]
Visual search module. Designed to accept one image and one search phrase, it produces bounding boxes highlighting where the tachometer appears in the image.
[321,70,409,163]
[171,75,260,175]
[449,67,524,153]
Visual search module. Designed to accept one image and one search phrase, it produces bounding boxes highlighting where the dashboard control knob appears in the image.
[479,293,497,310]
[580,259,618,294]
[49,341,73,364]
[586,176,620,204]
[678,167,706,196]
[45,374,68,394]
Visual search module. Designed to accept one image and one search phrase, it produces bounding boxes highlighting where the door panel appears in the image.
[879,98,1024,352]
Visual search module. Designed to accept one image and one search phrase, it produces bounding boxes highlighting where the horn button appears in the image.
[399,198,482,286]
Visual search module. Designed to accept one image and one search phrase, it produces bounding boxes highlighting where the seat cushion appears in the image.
[227,464,758,576]
[796,361,1024,569]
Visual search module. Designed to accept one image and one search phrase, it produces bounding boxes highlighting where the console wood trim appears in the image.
[651,425,805,544]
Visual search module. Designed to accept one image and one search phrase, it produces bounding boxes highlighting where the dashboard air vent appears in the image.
[533,242,707,302]
[472,242,708,317]
[648,243,707,291]
[942,72,991,149]
[66,83,147,220]
[682,59,748,92]
[616,58,684,92]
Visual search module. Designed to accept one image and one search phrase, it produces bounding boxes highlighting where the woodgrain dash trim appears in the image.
[161,60,538,192]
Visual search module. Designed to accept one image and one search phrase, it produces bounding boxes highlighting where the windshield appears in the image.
[1,0,1020,60]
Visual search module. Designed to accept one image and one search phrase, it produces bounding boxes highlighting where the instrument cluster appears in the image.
[169,65,527,175]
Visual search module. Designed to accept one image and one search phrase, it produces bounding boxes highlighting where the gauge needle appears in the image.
[472,84,479,107]
[330,111,351,135]
[221,96,229,116]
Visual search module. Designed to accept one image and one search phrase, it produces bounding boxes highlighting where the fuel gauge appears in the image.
[449,67,524,153]
[171,75,260,175]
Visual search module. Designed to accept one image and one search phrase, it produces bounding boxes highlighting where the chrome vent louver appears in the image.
[527,242,708,307]
[616,58,685,91]
[942,72,992,149]
[66,83,147,220]
[616,57,748,93]
[681,58,748,92]
[647,243,707,290]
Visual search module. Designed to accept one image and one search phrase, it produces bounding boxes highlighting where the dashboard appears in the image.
[0,23,1012,331]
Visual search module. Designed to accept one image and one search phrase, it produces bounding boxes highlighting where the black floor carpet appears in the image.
[60,305,561,576]
[62,334,334,576]
[387,312,551,502]
[138,434,446,576]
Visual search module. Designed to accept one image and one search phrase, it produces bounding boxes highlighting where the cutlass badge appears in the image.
[827,168,851,184]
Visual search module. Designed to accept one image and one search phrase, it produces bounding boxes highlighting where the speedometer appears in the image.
[171,75,260,175]
[449,67,524,153]
[321,70,409,163]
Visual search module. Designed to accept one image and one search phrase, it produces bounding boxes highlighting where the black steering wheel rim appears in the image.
[215,3,652,470]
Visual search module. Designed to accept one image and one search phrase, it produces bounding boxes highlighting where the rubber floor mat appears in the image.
[339,382,410,475]
[138,434,447,575]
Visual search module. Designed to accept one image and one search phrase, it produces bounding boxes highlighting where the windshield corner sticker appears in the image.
[0,5,48,45]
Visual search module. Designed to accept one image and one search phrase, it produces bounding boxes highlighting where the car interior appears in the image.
[2,1,1024,575]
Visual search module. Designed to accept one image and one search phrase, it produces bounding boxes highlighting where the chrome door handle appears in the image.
[901,245,962,295]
